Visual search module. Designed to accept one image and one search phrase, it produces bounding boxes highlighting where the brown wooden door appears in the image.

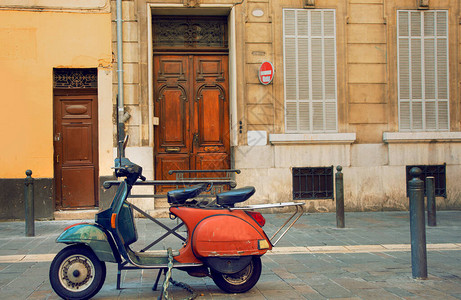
[154,55,229,181]
[54,93,99,208]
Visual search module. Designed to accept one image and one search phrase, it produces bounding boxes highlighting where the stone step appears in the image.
[155,199,170,209]
[149,208,170,218]
[54,210,98,221]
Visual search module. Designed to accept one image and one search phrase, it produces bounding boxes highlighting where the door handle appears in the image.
[56,155,60,164]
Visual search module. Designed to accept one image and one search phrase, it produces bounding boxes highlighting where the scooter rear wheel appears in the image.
[49,244,106,300]
[210,256,262,293]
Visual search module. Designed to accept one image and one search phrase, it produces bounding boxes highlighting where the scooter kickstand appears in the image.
[153,268,167,291]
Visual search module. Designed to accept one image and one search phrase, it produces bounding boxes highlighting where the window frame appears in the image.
[283,8,338,134]
[396,10,450,132]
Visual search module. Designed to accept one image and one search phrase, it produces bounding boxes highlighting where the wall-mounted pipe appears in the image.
[116,0,125,157]
[116,0,124,113]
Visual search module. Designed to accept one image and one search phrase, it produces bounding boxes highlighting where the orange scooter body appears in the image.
[170,206,272,264]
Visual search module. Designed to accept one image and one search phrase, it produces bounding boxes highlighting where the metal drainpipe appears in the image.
[116,0,125,157]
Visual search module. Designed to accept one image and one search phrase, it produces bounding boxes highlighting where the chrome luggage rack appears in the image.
[229,202,305,246]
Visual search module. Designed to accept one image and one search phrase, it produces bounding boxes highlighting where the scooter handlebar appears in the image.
[113,158,144,182]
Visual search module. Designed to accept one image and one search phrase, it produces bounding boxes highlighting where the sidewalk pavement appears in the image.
[0,210,460,299]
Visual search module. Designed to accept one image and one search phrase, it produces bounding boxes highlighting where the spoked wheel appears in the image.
[49,245,106,300]
[210,256,262,293]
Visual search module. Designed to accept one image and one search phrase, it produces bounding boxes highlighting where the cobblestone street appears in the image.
[0,211,460,299]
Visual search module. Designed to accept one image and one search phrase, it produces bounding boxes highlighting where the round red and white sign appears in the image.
[258,61,274,85]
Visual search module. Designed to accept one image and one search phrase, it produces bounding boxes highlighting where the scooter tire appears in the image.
[210,256,262,293]
[49,244,106,300]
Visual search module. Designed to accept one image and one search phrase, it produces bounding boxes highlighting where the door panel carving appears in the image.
[196,85,225,145]
[61,167,95,208]
[61,100,92,119]
[157,59,187,81]
[157,86,188,148]
[62,124,93,164]
[196,58,225,81]
[196,153,229,179]
[157,155,190,179]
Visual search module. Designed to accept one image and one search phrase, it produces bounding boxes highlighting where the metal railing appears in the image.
[103,169,240,200]
[168,169,241,195]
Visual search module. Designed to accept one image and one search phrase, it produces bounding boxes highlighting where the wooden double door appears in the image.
[154,55,230,180]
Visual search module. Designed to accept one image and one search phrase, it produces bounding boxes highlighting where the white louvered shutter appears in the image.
[283,9,337,133]
[397,10,449,132]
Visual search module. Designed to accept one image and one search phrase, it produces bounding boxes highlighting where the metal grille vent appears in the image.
[292,166,334,200]
[406,164,447,198]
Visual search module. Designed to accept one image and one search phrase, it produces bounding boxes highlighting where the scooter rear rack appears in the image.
[229,202,305,246]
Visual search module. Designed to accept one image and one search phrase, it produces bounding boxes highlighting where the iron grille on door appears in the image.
[292,166,334,200]
[152,16,228,50]
[406,164,446,197]
[53,68,97,89]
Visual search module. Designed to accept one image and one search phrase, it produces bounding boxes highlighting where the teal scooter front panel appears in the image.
[56,223,119,263]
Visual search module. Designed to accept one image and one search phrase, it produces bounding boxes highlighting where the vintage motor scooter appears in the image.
[49,139,304,300]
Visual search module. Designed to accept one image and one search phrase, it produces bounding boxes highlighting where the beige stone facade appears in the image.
[4,0,460,218]
[110,0,461,212]
[4,0,461,217]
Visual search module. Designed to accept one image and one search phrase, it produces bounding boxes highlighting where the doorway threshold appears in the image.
[54,209,98,220]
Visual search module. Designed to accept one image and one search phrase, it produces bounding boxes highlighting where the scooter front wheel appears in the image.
[49,244,106,300]
[210,256,262,293]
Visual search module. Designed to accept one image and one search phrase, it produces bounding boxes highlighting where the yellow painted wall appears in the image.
[0,10,112,178]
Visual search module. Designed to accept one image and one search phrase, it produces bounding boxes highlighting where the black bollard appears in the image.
[335,165,345,228]
[426,177,436,227]
[25,170,35,237]
[408,167,427,279]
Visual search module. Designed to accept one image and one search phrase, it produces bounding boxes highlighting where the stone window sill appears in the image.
[269,133,356,145]
[383,132,461,143]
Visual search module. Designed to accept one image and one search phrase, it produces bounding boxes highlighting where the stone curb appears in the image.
[267,243,461,255]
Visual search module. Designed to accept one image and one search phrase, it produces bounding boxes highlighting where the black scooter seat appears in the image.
[217,186,255,207]
[167,183,207,205]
